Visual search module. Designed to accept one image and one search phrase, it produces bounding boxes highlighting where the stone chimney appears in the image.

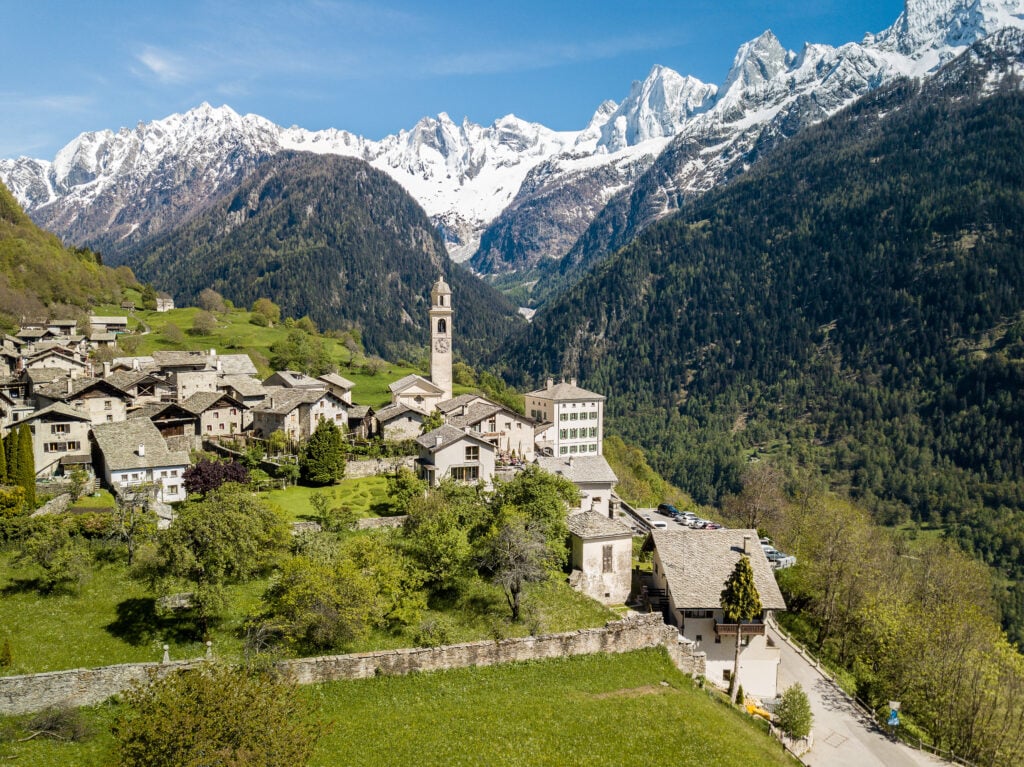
[435,434,444,447]
[570,377,577,386]
[743,535,751,555]
[137,444,145,457]
[66,378,73,394]
[546,377,553,390]
[102,361,111,378]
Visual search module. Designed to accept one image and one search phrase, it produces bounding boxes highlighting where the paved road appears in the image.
[769,623,944,767]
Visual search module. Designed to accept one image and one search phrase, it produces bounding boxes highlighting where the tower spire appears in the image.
[430,276,453,400]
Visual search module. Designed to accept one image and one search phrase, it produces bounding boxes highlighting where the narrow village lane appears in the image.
[768,623,944,767]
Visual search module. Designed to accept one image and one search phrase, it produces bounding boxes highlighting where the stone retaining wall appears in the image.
[0,614,700,715]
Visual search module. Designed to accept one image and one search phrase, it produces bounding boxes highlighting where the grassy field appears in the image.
[0,649,799,766]
[260,476,395,522]
[0,543,615,674]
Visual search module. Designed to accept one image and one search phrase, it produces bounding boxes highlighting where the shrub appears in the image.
[775,683,813,739]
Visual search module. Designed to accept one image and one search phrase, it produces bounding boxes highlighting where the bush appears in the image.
[113,664,321,766]
[25,706,93,742]
[775,683,813,739]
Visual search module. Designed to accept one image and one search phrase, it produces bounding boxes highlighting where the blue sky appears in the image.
[1,0,903,159]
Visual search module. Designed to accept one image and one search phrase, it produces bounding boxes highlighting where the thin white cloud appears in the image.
[136,46,190,84]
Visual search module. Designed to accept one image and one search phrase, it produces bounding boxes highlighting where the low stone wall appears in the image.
[345,456,416,479]
[282,613,687,684]
[0,660,202,716]
[355,515,407,530]
[0,614,699,715]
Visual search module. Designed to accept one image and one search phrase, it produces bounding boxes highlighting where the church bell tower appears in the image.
[430,276,453,400]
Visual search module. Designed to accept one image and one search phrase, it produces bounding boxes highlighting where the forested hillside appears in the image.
[0,182,137,328]
[131,152,522,361]
[499,35,1024,641]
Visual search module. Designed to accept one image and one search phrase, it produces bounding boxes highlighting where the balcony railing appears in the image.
[714,621,767,637]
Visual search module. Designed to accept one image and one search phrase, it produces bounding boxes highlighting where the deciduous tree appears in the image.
[480,515,556,621]
[775,683,813,739]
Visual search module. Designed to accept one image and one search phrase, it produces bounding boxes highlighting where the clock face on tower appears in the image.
[434,338,450,353]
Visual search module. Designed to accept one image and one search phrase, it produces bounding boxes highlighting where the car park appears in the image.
[657,503,682,519]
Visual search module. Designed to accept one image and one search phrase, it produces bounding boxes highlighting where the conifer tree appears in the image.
[5,430,19,482]
[0,430,8,484]
[720,554,762,703]
[16,424,34,507]
[299,419,347,485]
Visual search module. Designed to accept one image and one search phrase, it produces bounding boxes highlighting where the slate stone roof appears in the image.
[35,376,129,402]
[436,393,483,414]
[536,455,618,484]
[447,402,504,430]
[252,387,327,415]
[181,391,241,415]
[376,403,428,423]
[105,370,159,392]
[25,368,70,386]
[567,510,632,539]
[526,380,605,403]
[152,350,214,369]
[111,356,156,372]
[92,419,190,471]
[388,374,443,395]
[648,528,786,611]
[318,372,355,390]
[23,402,91,423]
[216,354,258,376]
[220,375,267,397]
[415,425,493,452]
[348,405,373,418]
[264,370,324,388]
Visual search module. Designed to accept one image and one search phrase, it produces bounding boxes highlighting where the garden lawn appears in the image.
[1,650,797,766]
[0,551,265,675]
[260,476,394,522]
[68,489,117,509]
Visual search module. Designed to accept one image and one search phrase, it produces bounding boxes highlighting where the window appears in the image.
[104,400,112,410]
[570,412,578,421]
[559,429,567,439]
[602,544,613,573]
[167,485,179,496]
[465,446,479,462]
[170,470,178,478]
[161,471,168,478]
[207,424,213,432]
[45,442,63,453]
[559,413,568,422]
[106,415,113,422]
[588,444,597,452]
[695,635,703,643]
[219,423,225,430]
[450,466,478,482]
[66,441,80,451]
[589,427,598,438]
[570,445,578,454]
[559,446,568,455]
[437,318,447,334]
[569,428,578,439]
[51,424,70,434]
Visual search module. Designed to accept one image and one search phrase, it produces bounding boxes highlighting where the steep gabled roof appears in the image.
[526,379,605,403]
[416,424,495,452]
[92,419,190,471]
[388,374,443,395]
[23,402,91,423]
[318,372,355,390]
[536,455,618,484]
[376,402,428,423]
[567,510,632,540]
[648,529,786,611]
[181,391,244,415]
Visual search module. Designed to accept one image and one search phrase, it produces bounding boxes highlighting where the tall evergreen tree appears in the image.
[5,430,19,481]
[299,419,347,485]
[720,555,762,703]
[16,424,34,507]
[0,429,8,484]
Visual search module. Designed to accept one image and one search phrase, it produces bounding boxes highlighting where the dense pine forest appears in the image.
[131,152,523,362]
[500,59,1024,642]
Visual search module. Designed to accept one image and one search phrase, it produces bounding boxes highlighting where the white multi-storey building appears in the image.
[525,378,605,458]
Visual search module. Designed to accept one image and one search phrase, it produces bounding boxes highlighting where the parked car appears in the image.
[643,515,670,530]
[657,503,682,519]
[702,522,723,530]
[761,545,796,568]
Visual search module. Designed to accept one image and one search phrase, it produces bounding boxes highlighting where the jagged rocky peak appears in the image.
[721,30,792,97]
[870,0,1024,66]
[596,64,717,152]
